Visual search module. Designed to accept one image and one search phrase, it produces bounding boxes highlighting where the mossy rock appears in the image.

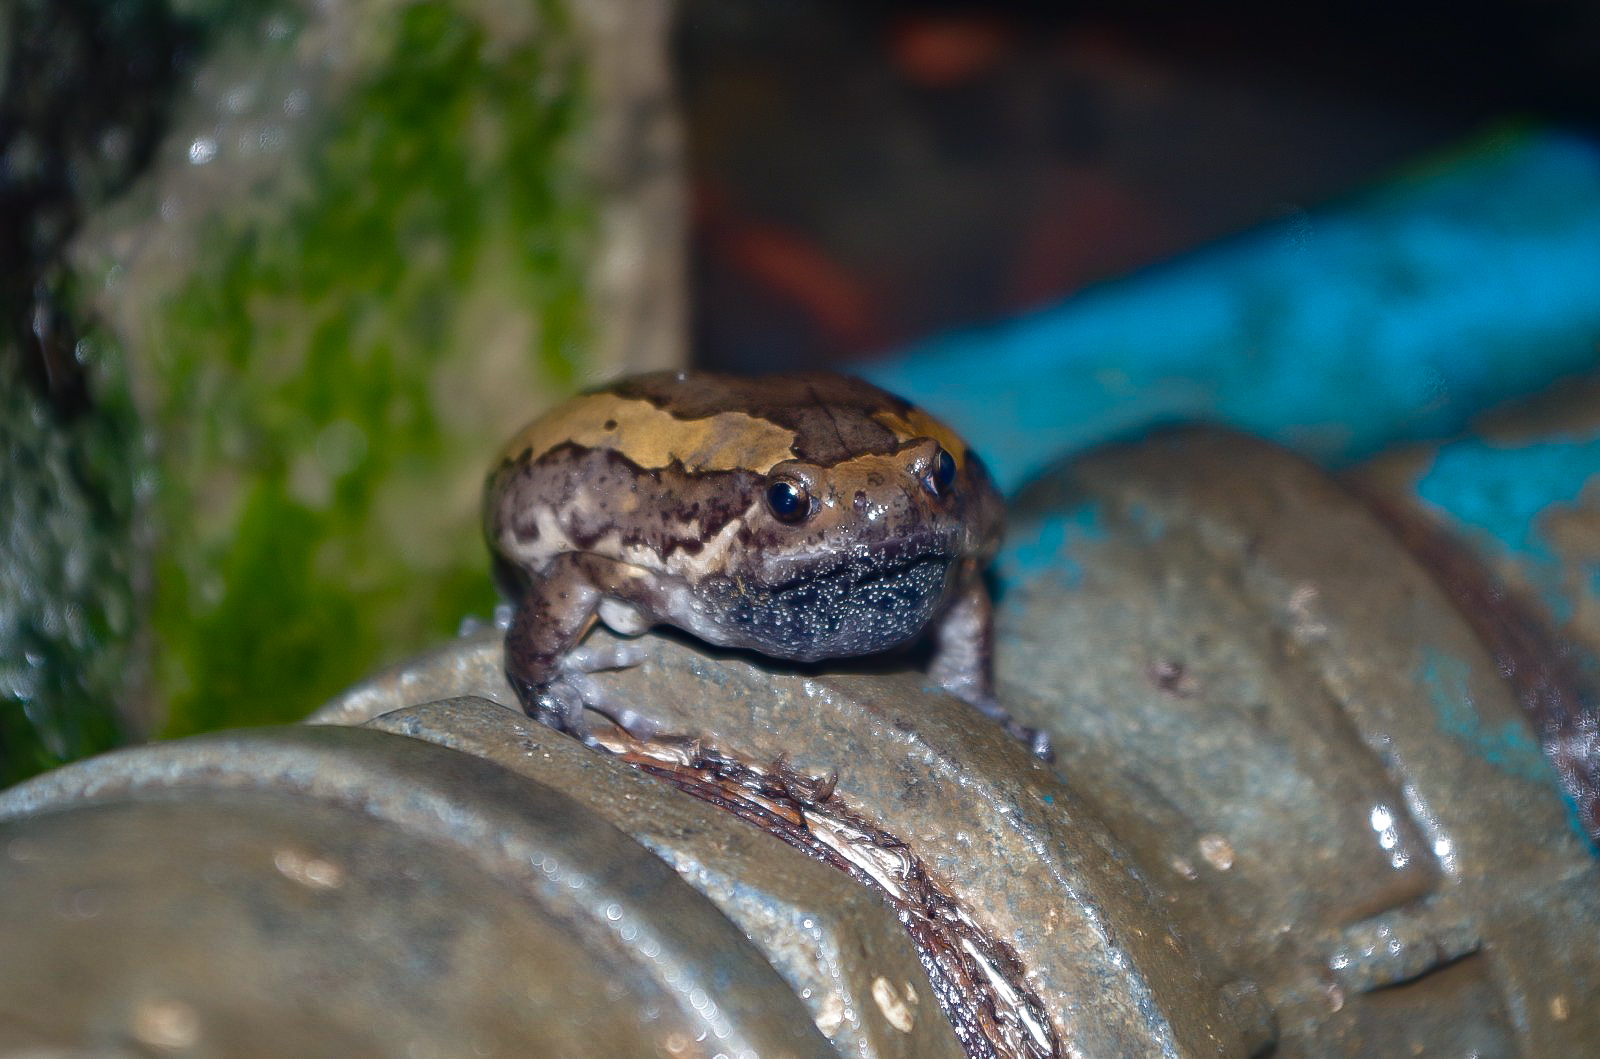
[2,0,683,781]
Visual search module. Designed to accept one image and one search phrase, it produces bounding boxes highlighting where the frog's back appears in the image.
[497,371,977,476]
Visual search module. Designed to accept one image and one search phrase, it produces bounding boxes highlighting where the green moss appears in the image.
[148,0,591,734]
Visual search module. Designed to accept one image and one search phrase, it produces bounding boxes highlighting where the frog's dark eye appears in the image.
[924,447,958,497]
[766,479,812,523]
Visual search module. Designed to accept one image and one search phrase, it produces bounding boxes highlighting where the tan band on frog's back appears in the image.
[501,393,800,473]
[871,407,970,470]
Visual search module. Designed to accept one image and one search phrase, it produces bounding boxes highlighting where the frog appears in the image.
[483,370,1052,759]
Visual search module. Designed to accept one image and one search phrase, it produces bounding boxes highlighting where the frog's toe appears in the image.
[602,706,663,742]
[995,716,1055,763]
[554,669,662,744]
[535,679,592,739]
[966,694,1056,763]
[564,640,648,675]
[1020,724,1055,763]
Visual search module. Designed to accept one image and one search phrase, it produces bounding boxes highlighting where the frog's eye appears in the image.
[924,447,958,498]
[765,478,812,523]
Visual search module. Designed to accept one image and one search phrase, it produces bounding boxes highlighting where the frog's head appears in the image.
[679,374,1004,660]
[748,433,1002,578]
[592,371,1004,580]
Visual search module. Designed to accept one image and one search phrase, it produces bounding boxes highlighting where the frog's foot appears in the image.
[525,641,658,744]
[968,695,1055,763]
[530,678,590,737]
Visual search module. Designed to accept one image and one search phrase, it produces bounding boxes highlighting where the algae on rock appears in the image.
[3,0,683,777]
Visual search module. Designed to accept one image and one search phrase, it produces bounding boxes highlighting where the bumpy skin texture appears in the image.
[484,370,1049,757]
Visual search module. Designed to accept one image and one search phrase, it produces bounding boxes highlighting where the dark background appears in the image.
[678,0,1600,370]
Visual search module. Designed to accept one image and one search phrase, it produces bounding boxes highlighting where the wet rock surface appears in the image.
[0,725,833,1059]
[1354,378,1600,844]
[1,0,686,782]
[0,0,186,783]
[316,629,1246,1058]
[2,427,1597,1056]
[998,427,1600,1056]
[372,696,970,1059]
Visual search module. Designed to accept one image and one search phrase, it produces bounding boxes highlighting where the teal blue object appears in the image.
[1001,502,1108,588]
[862,128,1600,495]
[874,128,1600,850]
[1414,433,1600,626]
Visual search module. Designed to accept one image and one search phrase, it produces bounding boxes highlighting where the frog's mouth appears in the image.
[700,541,958,661]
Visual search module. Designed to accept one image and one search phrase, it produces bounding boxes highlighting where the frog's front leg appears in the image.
[504,553,651,741]
[929,565,1055,761]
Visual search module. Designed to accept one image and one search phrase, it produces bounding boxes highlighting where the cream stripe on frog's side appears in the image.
[526,507,762,581]
[492,458,767,580]
[500,393,801,472]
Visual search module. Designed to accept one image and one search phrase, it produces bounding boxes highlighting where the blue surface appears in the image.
[862,128,1600,496]
[999,501,1108,589]
[876,128,1600,846]
[1414,432,1600,625]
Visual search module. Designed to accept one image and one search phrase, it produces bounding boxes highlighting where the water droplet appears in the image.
[257,125,287,152]
[188,137,217,165]
[131,998,200,1050]
[58,887,103,920]
[1197,833,1235,871]
[273,848,344,890]
[222,87,252,116]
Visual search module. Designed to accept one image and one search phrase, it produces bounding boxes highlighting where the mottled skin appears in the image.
[484,370,1050,758]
